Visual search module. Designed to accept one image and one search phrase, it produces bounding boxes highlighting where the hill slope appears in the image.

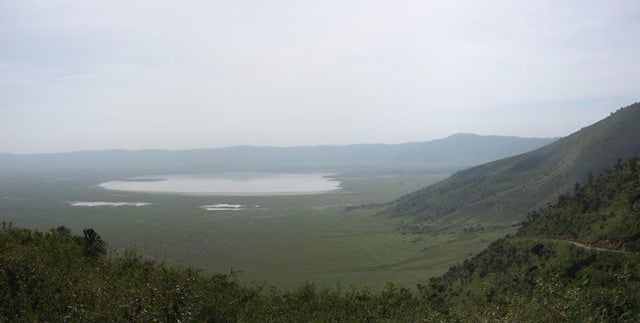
[396,133,554,167]
[0,134,553,176]
[423,155,640,321]
[389,102,640,231]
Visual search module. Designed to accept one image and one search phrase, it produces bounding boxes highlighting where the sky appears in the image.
[1,0,639,154]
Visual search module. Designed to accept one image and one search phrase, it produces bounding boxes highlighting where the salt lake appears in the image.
[99,173,341,196]
[70,202,152,207]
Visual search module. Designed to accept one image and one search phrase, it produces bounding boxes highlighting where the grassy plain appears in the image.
[0,171,515,290]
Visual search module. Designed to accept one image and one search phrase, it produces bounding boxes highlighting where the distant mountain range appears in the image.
[0,134,555,176]
[389,102,640,231]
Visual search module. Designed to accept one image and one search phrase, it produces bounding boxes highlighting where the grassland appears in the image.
[0,170,516,290]
[3,156,639,322]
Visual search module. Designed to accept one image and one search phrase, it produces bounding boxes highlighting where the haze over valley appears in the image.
[0,132,555,289]
[2,1,640,321]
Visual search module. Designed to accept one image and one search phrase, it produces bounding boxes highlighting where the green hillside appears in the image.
[423,155,640,321]
[389,102,640,232]
[1,157,639,321]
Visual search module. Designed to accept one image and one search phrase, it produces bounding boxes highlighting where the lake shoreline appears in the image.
[99,172,343,196]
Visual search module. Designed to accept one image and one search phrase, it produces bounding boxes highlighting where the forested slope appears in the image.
[424,155,640,321]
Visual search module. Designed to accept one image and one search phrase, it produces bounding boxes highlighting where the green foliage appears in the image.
[418,155,640,321]
[82,228,106,258]
[520,155,640,249]
[0,225,445,321]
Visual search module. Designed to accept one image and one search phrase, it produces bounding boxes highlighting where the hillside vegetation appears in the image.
[389,102,640,232]
[424,155,640,321]
[0,223,441,322]
[1,156,640,321]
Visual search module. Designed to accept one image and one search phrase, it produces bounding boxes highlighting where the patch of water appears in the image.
[70,201,152,207]
[200,203,252,211]
[100,173,341,196]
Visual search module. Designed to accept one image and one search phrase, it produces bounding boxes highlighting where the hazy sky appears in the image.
[1,0,639,153]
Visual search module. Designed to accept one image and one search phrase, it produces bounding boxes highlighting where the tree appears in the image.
[82,228,106,258]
